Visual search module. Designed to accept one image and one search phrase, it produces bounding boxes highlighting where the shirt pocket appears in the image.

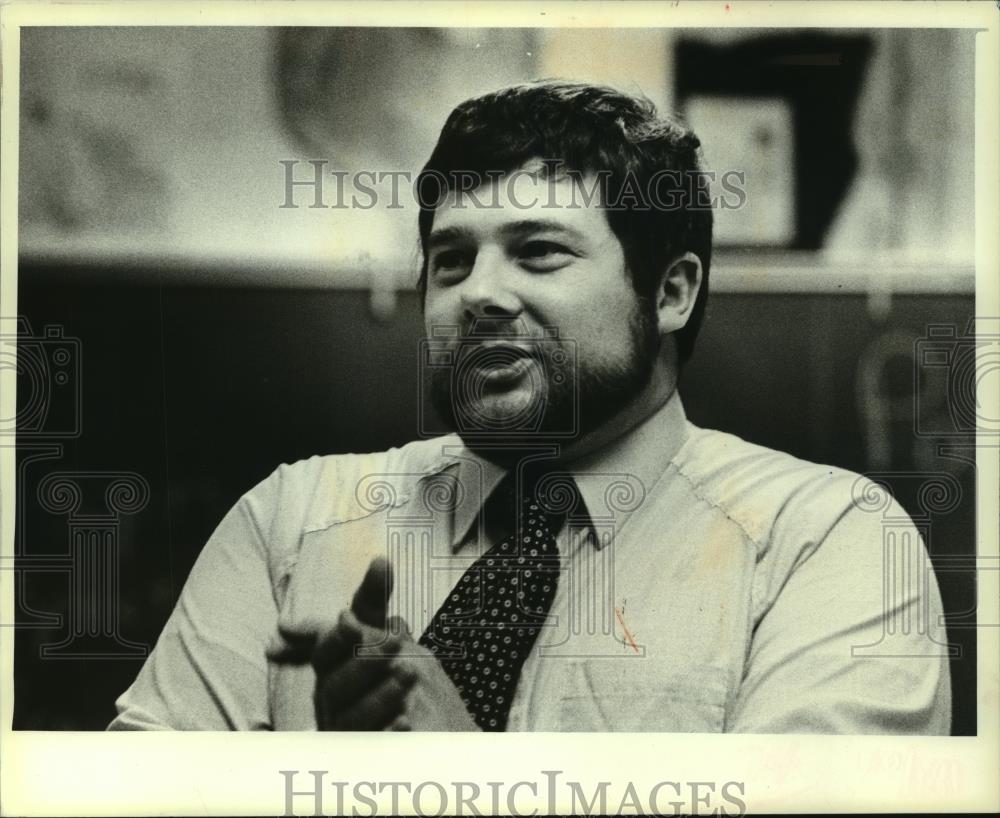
[555,659,729,732]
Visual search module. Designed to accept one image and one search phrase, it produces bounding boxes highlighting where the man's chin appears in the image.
[451,401,545,438]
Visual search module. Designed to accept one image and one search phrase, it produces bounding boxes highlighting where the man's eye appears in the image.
[519,241,573,268]
[431,250,472,275]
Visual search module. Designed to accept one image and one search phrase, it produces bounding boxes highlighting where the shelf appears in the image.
[15,242,975,295]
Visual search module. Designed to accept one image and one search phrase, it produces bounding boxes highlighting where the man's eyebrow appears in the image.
[427,226,473,250]
[427,219,588,250]
[498,219,587,241]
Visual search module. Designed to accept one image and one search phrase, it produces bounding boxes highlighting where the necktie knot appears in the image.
[498,463,582,538]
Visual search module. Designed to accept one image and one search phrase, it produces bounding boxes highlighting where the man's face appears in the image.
[422,165,660,456]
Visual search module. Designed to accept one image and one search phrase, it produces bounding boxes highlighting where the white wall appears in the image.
[19,27,975,293]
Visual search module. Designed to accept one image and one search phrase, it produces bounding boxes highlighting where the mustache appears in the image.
[423,320,552,359]
[436,319,555,347]
[464,318,532,339]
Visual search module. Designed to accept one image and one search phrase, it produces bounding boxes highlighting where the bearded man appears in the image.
[110,80,950,734]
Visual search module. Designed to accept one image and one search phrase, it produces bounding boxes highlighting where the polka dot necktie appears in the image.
[418,466,577,731]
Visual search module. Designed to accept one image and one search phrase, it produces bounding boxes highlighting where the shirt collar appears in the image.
[446,390,690,552]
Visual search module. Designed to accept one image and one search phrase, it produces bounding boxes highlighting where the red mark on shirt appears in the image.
[614,606,639,654]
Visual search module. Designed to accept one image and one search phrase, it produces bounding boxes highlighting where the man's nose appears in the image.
[459,250,521,319]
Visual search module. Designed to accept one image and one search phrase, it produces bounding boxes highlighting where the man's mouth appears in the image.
[477,356,534,385]
[460,342,538,386]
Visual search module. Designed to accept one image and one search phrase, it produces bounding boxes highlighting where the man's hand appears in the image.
[386,622,480,732]
[267,556,479,731]
[312,608,419,730]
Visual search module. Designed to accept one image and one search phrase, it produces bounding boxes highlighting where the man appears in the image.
[109,80,950,733]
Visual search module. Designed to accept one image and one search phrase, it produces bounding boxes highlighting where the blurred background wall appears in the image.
[12,27,978,732]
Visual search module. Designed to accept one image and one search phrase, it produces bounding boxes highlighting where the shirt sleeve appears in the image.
[727,486,952,735]
[107,468,286,730]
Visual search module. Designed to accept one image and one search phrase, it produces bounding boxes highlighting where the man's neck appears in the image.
[461,361,679,471]
[555,363,678,466]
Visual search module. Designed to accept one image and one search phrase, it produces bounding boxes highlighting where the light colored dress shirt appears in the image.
[109,393,951,733]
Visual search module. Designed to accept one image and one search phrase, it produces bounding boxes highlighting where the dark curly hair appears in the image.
[416,79,713,364]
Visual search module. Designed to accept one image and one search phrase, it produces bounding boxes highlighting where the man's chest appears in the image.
[271,494,756,732]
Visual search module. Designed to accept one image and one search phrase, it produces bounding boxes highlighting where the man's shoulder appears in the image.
[272,434,462,482]
[246,434,466,532]
[671,423,875,549]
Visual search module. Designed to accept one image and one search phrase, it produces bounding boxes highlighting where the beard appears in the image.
[428,297,661,463]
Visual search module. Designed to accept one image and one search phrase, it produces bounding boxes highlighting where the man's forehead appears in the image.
[431,162,608,237]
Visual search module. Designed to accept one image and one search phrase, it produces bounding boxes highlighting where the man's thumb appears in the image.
[350,556,393,627]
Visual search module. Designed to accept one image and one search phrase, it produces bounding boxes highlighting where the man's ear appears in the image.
[656,252,703,335]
